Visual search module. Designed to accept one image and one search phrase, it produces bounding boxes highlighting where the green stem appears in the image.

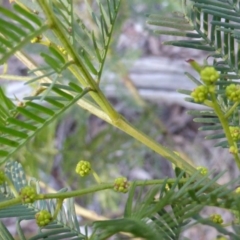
[210,93,240,168]
[35,179,191,200]
[115,116,197,175]
[0,197,21,209]
[92,170,102,184]
[0,177,238,210]
[203,100,214,108]
[52,198,64,220]
[225,101,239,119]
[0,178,189,209]
[37,183,113,200]
[68,65,120,122]
[0,75,31,81]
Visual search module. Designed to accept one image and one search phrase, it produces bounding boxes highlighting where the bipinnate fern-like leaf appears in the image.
[0,4,48,65]
[0,161,86,240]
[52,0,121,80]
[15,0,121,83]
[0,0,120,166]
[92,170,240,239]
[0,0,122,165]
[0,0,123,167]
[80,0,121,81]
[148,0,240,147]
[0,82,90,165]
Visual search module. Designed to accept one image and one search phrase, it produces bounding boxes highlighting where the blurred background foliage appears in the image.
[6,0,181,215]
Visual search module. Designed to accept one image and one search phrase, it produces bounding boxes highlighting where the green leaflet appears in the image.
[0,4,48,65]
[0,222,15,240]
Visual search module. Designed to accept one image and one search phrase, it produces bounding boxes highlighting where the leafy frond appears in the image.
[92,170,240,239]
[0,83,90,165]
[147,0,240,146]
[0,161,86,240]
[15,0,121,83]
[5,0,122,130]
[54,0,121,82]
[0,4,48,65]
[147,0,240,65]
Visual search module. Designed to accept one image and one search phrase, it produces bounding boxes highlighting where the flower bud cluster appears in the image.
[229,146,238,154]
[200,67,220,85]
[210,214,223,224]
[190,66,219,103]
[19,186,37,203]
[196,166,208,176]
[57,45,67,55]
[191,85,208,103]
[35,210,52,227]
[225,84,240,102]
[75,160,91,177]
[235,187,240,194]
[229,126,240,141]
[31,35,42,43]
[165,183,170,191]
[114,177,130,193]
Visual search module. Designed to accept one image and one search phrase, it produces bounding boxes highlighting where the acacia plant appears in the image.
[0,0,240,239]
